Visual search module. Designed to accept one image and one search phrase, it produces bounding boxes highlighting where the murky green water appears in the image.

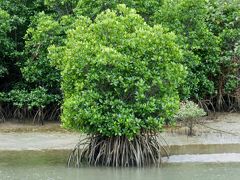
[1,151,240,180]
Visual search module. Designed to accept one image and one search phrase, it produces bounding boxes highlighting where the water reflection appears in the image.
[1,161,240,180]
[1,151,240,180]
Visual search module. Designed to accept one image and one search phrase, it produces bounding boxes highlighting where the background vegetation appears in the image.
[0,0,239,124]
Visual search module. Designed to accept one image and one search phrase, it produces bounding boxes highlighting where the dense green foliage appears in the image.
[1,0,238,168]
[155,0,221,99]
[208,0,240,110]
[0,0,44,83]
[8,87,59,109]
[155,0,239,110]
[49,5,186,137]
[0,1,62,119]
[0,8,11,78]
[75,0,162,21]
[0,0,239,124]
[23,13,61,90]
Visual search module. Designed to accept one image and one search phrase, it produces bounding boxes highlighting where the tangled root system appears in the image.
[68,133,169,167]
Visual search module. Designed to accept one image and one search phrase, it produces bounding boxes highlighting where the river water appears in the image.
[1,163,240,180]
[1,151,240,180]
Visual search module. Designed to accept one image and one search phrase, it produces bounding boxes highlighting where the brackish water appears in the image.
[1,151,240,180]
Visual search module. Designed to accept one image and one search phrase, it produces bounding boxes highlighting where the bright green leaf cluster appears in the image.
[8,87,60,109]
[49,5,186,138]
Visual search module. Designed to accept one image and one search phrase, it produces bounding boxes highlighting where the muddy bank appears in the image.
[0,113,239,154]
[162,113,240,145]
[0,120,68,133]
[0,132,80,150]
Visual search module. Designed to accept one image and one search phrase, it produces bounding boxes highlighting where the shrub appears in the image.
[50,4,186,138]
[8,87,60,109]
[174,101,206,135]
[50,5,186,166]
[7,87,60,122]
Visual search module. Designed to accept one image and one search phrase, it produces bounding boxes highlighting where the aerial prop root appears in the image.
[67,133,169,167]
